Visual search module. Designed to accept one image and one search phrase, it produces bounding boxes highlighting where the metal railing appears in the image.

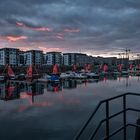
[74,92,140,140]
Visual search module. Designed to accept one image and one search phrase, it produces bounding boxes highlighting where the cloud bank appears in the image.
[0,0,140,56]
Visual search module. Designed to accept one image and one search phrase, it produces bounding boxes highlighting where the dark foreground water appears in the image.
[0,76,140,140]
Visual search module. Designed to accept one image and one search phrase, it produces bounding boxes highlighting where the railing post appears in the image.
[106,101,109,140]
[135,118,140,140]
[123,95,126,140]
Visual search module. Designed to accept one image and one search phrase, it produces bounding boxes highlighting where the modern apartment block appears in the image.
[0,47,131,67]
[93,57,117,65]
[44,52,62,66]
[63,53,77,66]
[63,53,94,66]
[24,50,43,66]
[0,48,20,66]
[19,51,25,66]
[76,53,93,66]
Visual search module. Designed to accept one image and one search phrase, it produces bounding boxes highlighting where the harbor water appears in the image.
[0,76,140,140]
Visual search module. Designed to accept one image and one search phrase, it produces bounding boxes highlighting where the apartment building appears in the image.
[0,48,20,66]
[24,50,43,66]
[44,52,62,66]
[63,53,94,66]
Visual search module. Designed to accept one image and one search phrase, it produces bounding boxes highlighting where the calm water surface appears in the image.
[0,76,140,140]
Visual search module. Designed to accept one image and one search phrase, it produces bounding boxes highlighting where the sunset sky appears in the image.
[0,0,140,57]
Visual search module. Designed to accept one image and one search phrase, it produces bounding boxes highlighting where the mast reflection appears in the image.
[20,82,44,103]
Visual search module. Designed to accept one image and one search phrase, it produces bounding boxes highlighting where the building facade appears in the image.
[63,53,94,66]
[19,51,25,66]
[63,53,76,66]
[76,53,93,66]
[0,48,20,66]
[44,52,62,66]
[24,50,43,66]
[0,47,133,67]
[103,57,117,65]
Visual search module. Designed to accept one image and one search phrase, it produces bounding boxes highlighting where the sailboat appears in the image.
[0,75,5,81]
[26,65,33,81]
[0,65,17,81]
[72,64,77,72]
[26,65,40,80]
[84,64,99,79]
[48,64,60,83]
[100,64,108,76]
[7,65,17,80]
[112,64,121,75]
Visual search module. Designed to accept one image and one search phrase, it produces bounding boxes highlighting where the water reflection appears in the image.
[0,82,20,101]
[0,76,140,140]
[0,82,44,102]
[63,80,77,89]
[0,75,136,102]
[25,83,44,96]
[47,82,62,92]
[100,75,118,81]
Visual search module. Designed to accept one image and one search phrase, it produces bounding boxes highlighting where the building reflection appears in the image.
[20,82,44,103]
[0,82,20,101]
[47,82,62,92]
[63,80,77,89]
[0,82,44,102]
[25,83,44,96]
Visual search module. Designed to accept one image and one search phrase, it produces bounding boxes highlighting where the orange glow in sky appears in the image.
[7,36,27,42]
[33,27,52,31]
[38,46,62,52]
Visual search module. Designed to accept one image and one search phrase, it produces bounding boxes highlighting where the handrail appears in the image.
[74,92,140,140]
[74,101,103,139]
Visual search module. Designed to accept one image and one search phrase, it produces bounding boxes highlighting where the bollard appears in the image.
[135,117,140,140]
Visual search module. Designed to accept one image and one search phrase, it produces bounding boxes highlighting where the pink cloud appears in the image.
[33,27,52,31]
[16,22,26,27]
[56,35,64,40]
[19,47,30,51]
[6,35,28,42]
[56,33,64,40]
[16,22,53,32]
[64,28,80,33]
[38,46,62,52]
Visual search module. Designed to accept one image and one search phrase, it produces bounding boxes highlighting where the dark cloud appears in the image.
[0,0,140,56]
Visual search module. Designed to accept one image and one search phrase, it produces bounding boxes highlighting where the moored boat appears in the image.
[26,65,41,80]
[49,64,61,83]
[86,72,100,79]
[7,65,17,80]
[74,73,87,79]
[48,74,60,83]
[60,73,71,79]
[60,71,76,79]
[0,75,6,81]
[112,71,121,76]
[121,70,129,76]
[17,73,26,80]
